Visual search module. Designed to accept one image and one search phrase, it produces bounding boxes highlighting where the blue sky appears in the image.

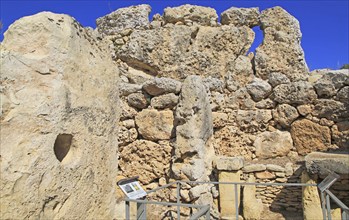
[1,0,348,70]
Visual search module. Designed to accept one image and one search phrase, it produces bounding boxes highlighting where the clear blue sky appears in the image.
[1,0,348,70]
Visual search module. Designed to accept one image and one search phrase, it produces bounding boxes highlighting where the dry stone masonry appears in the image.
[1,3,348,220]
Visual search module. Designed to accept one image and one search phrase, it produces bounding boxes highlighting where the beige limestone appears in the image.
[219,171,241,219]
[118,140,172,184]
[0,12,119,219]
[291,119,332,155]
[135,109,174,141]
[243,175,263,220]
[301,171,322,220]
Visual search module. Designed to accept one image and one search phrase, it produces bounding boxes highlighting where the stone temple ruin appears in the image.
[0,4,348,220]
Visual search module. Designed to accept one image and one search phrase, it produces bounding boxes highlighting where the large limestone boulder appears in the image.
[135,109,174,141]
[312,99,349,122]
[291,119,331,155]
[163,4,218,26]
[118,140,172,184]
[225,55,254,92]
[0,12,119,219]
[254,7,309,81]
[246,78,272,101]
[96,4,151,35]
[221,7,260,27]
[305,152,349,176]
[254,130,293,159]
[273,81,317,105]
[272,104,299,128]
[117,25,254,79]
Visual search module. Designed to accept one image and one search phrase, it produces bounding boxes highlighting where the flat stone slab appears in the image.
[305,152,349,176]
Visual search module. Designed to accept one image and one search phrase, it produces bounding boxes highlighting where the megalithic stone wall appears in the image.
[1,3,348,220]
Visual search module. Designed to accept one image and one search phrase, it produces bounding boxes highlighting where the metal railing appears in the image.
[318,173,349,220]
[124,180,317,220]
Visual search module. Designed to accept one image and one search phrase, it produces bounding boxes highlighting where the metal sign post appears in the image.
[117,176,147,220]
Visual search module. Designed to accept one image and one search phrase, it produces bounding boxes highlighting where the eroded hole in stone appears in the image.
[248,26,264,54]
[54,134,73,162]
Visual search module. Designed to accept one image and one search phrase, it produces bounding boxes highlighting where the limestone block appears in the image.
[1,12,119,219]
[291,119,331,155]
[243,164,266,173]
[255,171,275,179]
[215,156,244,171]
[246,78,272,101]
[151,93,179,109]
[127,92,149,109]
[331,121,349,149]
[301,171,322,220]
[236,110,272,133]
[119,82,142,96]
[118,140,172,184]
[96,4,151,35]
[243,175,263,220]
[135,109,174,141]
[266,164,285,172]
[143,77,181,96]
[163,4,218,26]
[120,99,138,120]
[219,171,242,219]
[212,112,228,128]
[312,99,349,122]
[255,7,309,81]
[118,25,254,79]
[273,81,317,105]
[272,104,299,128]
[226,56,254,92]
[127,67,153,84]
[254,130,293,159]
[268,72,290,87]
[221,7,260,27]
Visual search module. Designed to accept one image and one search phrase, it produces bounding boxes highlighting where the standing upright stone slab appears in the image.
[301,171,322,220]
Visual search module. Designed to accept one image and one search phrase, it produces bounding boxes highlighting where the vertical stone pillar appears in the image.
[243,175,263,220]
[301,171,323,220]
[215,156,244,219]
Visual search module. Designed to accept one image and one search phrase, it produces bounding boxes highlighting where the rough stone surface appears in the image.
[305,152,349,176]
[291,119,332,155]
[119,140,172,184]
[120,100,138,120]
[96,4,151,35]
[219,171,241,218]
[246,78,272,101]
[266,164,285,172]
[331,121,349,149]
[272,104,299,128]
[301,171,323,220]
[135,109,174,141]
[243,164,266,173]
[268,72,290,87]
[143,77,181,96]
[117,25,254,79]
[226,56,254,92]
[127,92,149,109]
[255,171,275,179]
[118,126,138,146]
[150,93,179,109]
[243,175,263,220]
[0,12,119,219]
[215,156,244,171]
[221,7,260,27]
[312,99,349,122]
[254,130,293,159]
[255,7,309,81]
[163,5,218,26]
[172,76,214,182]
[336,86,349,103]
[236,110,272,133]
[119,83,142,96]
[127,67,154,84]
[273,81,317,105]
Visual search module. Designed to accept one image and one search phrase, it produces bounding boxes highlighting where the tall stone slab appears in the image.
[0,12,119,219]
[255,7,309,81]
[301,171,323,220]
